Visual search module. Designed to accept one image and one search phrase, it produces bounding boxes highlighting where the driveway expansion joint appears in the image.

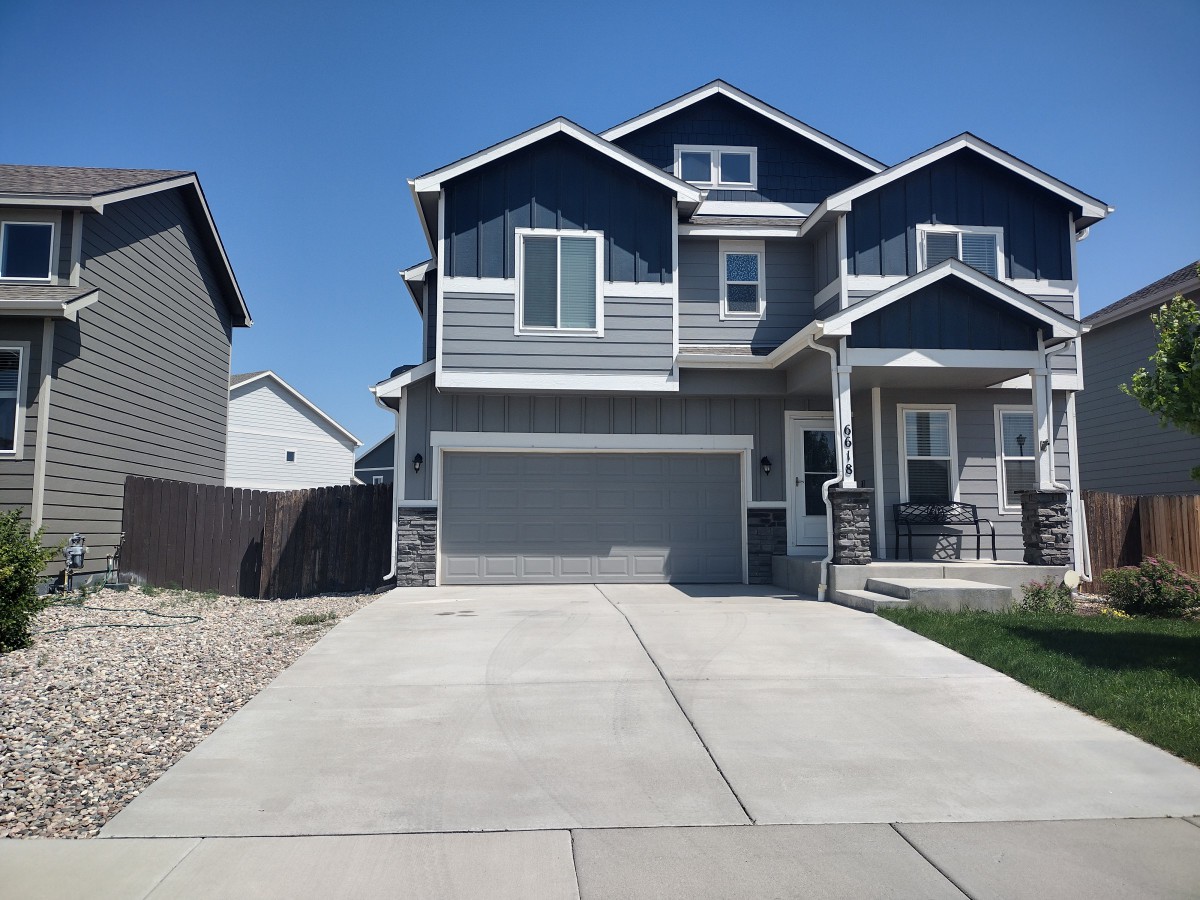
[889,823,978,900]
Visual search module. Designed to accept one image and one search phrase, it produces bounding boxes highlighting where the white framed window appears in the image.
[0,343,28,458]
[674,145,758,190]
[372,475,385,485]
[995,406,1036,513]
[917,224,1004,279]
[0,222,54,281]
[898,405,958,503]
[719,240,765,320]
[514,228,604,336]
[285,449,296,462]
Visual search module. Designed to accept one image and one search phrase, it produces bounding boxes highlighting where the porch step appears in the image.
[864,578,1011,612]
[833,589,911,613]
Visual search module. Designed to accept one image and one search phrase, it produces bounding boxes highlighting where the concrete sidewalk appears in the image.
[4,584,1200,897]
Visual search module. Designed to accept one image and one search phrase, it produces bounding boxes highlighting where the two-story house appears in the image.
[372,82,1109,596]
[0,165,251,581]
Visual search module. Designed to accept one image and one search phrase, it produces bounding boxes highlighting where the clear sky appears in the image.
[2,0,1196,450]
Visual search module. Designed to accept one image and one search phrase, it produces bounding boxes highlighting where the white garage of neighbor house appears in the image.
[227,371,360,490]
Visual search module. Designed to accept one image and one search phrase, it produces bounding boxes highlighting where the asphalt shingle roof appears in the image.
[0,164,191,197]
[1083,261,1200,326]
[229,371,268,388]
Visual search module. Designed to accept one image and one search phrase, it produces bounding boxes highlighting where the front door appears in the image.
[788,417,837,551]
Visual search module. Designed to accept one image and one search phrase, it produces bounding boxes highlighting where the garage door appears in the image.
[440,452,743,584]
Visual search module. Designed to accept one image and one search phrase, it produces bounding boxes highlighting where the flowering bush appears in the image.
[1103,557,1200,617]
[1015,578,1075,614]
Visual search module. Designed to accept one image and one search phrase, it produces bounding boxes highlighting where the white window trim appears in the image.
[994,404,1036,515]
[372,475,385,485]
[897,403,959,504]
[0,219,57,283]
[513,228,605,337]
[916,224,1005,278]
[719,239,765,321]
[674,145,758,191]
[0,341,30,459]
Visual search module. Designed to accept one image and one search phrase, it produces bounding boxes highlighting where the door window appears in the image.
[803,429,837,515]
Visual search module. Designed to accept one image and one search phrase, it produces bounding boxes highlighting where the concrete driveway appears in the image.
[11,584,1200,898]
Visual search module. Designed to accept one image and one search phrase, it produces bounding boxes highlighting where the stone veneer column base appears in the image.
[1019,490,1072,566]
[396,507,437,587]
[747,508,787,584]
[829,487,873,565]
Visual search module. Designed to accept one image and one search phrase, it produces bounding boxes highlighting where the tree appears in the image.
[1121,282,1200,482]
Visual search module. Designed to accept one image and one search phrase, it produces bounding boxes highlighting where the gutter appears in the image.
[804,331,844,602]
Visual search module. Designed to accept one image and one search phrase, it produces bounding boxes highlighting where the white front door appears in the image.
[788,416,837,551]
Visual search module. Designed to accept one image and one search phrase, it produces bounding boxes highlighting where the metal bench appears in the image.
[893,502,996,561]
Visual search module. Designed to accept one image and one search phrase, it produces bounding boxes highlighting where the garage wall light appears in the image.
[412,453,423,473]
[760,456,772,476]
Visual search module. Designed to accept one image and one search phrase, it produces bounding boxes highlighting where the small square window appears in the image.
[0,223,54,280]
[674,145,757,190]
[679,151,712,183]
[719,151,752,185]
[372,475,385,485]
[285,450,296,462]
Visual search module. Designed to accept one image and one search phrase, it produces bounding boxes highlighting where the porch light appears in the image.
[760,456,772,476]
[1015,434,1026,454]
[412,453,423,473]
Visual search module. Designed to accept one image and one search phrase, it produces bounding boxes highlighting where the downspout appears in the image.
[372,389,401,582]
[805,331,844,602]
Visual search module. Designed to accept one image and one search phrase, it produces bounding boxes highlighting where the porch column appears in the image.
[1030,366,1054,489]
[835,363,857,488]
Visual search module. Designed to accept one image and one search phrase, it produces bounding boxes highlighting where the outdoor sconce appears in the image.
[1015,434,1026,454]
[412,453,423,473]
[760,456,772,476]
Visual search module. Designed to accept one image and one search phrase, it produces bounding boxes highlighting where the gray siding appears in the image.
[1078,306,1200,495]
[440,291,674,376]
[679,238,814,348]
[813,224,838,295]
[423,272,437,362]
[0,318,45,513]
[444,133,673,283]
[611,93,874,203]
[401,372,832,504]
[39,189,234,574]
[847,150,1073,281]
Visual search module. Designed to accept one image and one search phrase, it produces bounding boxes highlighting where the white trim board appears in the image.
[842,273,1077,297]
[435,370,679,393]
[372,359,436,400]
[441,275,675,299]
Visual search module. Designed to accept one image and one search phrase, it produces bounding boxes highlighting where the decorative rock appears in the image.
[828,487,874,565]
[1019,489,1072,566]
[396,507,437,587]
[747,508,787,584]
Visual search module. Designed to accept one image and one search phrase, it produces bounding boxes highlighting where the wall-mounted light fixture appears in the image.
[412,453,423,473]
[760,456,772,476]
[1015,434,1026,455]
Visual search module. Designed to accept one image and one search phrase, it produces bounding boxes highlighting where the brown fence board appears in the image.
[1084,490,1200,590]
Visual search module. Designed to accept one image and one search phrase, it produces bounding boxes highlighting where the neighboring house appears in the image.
[1077,262,1200,495]
[227,371,360,490]
[355,433,394,485]
[0,164,251,579]
[373,81,1109,586]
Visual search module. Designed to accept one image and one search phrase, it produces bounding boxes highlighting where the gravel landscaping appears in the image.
[0,587,378,838]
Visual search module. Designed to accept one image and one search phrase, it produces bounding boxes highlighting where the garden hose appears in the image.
[35,604,201,635]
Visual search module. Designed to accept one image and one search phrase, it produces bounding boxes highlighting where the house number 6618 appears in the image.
[843,425,854,477]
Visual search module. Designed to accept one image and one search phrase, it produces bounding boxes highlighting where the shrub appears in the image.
[0,510,58,652]
[292,611,337,627]
[1104,557,1200,618]
[1015,578,1075,614]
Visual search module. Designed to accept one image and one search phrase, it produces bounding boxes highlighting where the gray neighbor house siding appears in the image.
[0,166,249,580]
[1077,264,1200,496]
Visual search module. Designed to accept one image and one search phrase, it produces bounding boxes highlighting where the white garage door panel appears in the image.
[440,452,744,584]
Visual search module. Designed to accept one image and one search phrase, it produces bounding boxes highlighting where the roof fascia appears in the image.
[811,135,1110,231]
[371,359,436,398]
[90,174,198,211]
[600,80,885,174]
[821,259,1082,338]
[0,288,101,321]
[233,370,360,445]
[409,178,436,257]
[1085,273,1200,331]
[412,118,703,203]
[0,195,94,208]
[400,258,433,314]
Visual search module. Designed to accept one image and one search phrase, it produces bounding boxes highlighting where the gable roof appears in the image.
[355,432,394,465]
[1083,261,1200,330]
[600,80,885,175]
[0,164,252,327]
[820,258,1083,340]
[230,370,360,446]
[801,133,1111,236]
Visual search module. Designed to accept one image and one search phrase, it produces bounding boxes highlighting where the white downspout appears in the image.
[805,332,844,602]
[372,389,402,582]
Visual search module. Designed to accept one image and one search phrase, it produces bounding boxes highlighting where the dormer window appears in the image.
[917,224,1003,279]
[0,222,54,281]
[674,145,757,190]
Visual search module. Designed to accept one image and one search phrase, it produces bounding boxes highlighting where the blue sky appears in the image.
[2,0,1196,450]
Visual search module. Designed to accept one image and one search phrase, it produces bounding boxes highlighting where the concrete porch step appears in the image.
[864,578,1012,612]
[834,589,911,613]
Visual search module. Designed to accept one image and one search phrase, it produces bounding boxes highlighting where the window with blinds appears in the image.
[901,407,955,503]
[918,226,1002,278]
[997,408,1036,510]
[517,230,602,333]
[0,348,22,454]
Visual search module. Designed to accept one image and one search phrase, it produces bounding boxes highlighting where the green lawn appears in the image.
[877,609,1200,766]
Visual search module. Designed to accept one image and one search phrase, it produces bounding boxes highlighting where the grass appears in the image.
[291,611,338,627]
[878,608,1200,766]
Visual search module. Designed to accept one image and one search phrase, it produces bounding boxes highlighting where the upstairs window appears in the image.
[899,406,957,503]
[0,347,25,455]
[516,229,603,335]
[995,407,1036,511]
[674,145,757,190]
[917,225,1003,279]
[719,240,765,320]
[0,222,54,281]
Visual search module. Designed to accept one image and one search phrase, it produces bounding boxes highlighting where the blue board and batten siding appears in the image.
[847,151,1073,281]
[611,94,873,203]
[443,134,673,284]
[679,238,814,349]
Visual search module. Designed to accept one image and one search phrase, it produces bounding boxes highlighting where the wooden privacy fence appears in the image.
[121,477,393,598]
[1083,490,1200,590]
